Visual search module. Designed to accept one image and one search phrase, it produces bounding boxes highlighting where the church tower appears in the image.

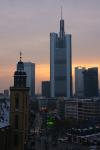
[10,53,29,150]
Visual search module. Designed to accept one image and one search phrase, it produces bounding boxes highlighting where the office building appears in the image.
[24,62,35,97]
[42,81,50,97]
[10,55,29,150]
[56,98,66,119]
[50,13,72,97]
[65,98,100,121]
[65,99,78,120]
[75,67,85,97]
[83,67,98,97]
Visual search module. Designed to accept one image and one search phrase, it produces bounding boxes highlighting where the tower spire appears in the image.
[61,6,63,20]
[60,6,64,39]
[20,51,22,62]
[17,51,24,71]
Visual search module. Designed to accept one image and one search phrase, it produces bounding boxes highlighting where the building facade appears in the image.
[56,98,66,119]
[10,56,29,150]
[65,99,78,119]
[42,81,50,97]
[75,67,86,97]
[24,62,35,97]
[65,98,100,121]
[50,15,72,98]
[83,67,98,97]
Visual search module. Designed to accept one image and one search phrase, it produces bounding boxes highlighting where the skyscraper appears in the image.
[83,67,98,97]
[50,12,72,98]
[24,62,35,97]
[42,81,50,97]
[10,54,29,150]
[75,67,86,97]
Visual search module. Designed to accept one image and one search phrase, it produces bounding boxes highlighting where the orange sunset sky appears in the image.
[0,63,99,93]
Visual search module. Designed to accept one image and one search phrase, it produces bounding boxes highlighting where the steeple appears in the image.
[10,53,29,150]
[61,6,63,20]
[14,52,27,87]
[17,51,24,71]
[60,6,65,39]
[20,51,22,62]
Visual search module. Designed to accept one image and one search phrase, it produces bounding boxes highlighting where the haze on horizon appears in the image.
[0,0,100,93]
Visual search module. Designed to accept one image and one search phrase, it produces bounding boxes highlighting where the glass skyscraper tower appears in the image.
[50,15,72,98]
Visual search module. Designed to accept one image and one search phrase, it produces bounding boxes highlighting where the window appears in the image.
[15,115,18,129]
[14,134,18,147]
[15,94,19,109]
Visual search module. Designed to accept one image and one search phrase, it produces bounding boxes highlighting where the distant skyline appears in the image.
[0,0,100,93]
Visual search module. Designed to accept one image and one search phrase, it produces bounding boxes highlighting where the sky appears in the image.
[0,0,100,93]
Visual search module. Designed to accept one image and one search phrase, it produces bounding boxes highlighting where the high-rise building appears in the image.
[75,67,86,97]
[24,62,35,97]
[42,81,50,97]
[50,13,72,97]
[83,67,98,97]
[10,54,29,150]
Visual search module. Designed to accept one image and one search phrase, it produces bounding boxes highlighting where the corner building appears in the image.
[50,16,72,97]
[10,57,29,150]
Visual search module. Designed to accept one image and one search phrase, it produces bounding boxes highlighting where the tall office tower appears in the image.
[75,67,86,97]
[10,54,29,150]
[50,13,72,97]
[83,67,98,97]
[24,62,35,97]
[42,81,50,97]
